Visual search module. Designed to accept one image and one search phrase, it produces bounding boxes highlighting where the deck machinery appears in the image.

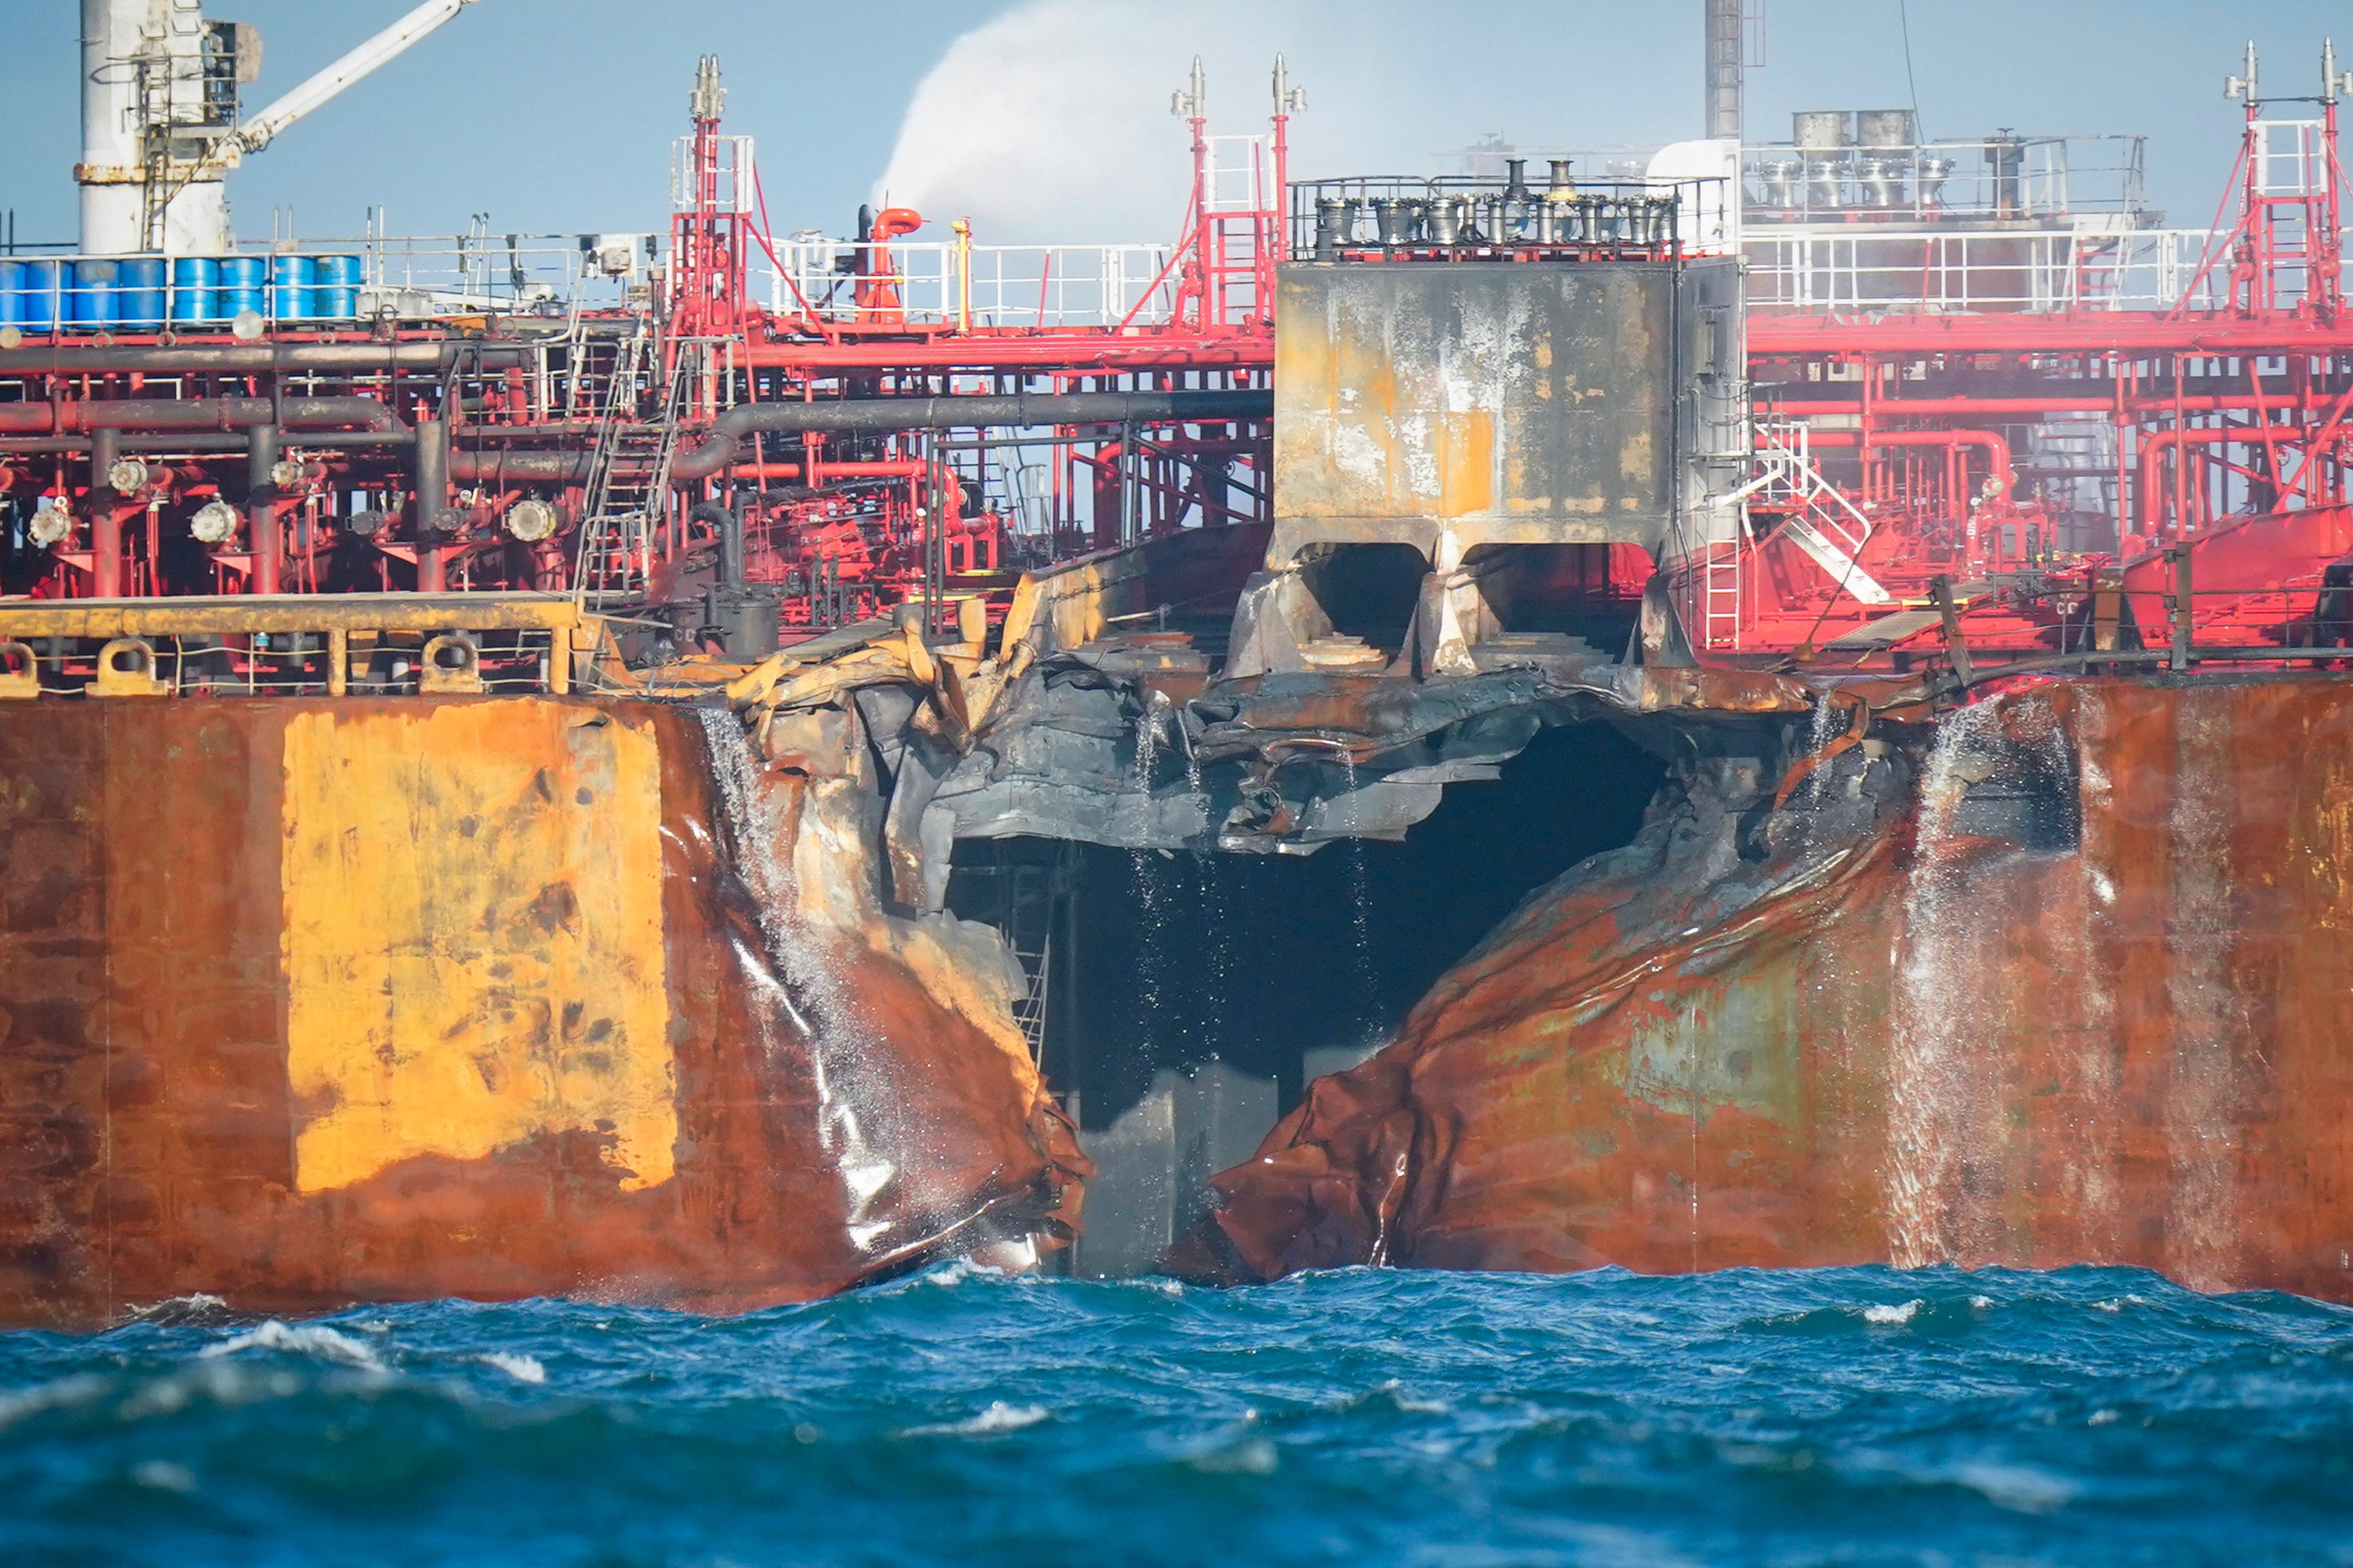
[1,18,2347,698]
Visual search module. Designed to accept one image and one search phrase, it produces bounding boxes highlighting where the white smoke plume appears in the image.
[871,1,1701,246]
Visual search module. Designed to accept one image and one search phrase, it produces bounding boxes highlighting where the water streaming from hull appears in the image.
[694,705,927,1255]
[1127,693,1173,1044]
[1884,694,2080,1267]
[1336,746,1380,1037]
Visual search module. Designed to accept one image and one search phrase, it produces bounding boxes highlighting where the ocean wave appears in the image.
[198,1320,385,1372]
[479,1352,547,1384]
[902,1400,1049,1437]
[5,1266,2351,1563]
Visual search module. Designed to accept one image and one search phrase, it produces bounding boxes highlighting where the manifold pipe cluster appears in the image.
[665,387,1273,479]
[0,385,1272,491]
[451,387,1274,486]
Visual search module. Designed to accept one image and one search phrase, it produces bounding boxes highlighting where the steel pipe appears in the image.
[668,387,1272,479]
[249,426,282,595]
[413,418,451,593]
[0,341,532,374]
[448,448,586,485]
[0,398,402,435]
[91,426,124,598]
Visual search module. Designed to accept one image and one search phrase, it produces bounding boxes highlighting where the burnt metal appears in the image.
[1175,677,2353,1304]
[1271,258,1741,566]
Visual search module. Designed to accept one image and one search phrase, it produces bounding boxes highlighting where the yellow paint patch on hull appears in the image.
[281,701,675,1194]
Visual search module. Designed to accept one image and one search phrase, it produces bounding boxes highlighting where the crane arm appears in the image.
[232,0,481,156]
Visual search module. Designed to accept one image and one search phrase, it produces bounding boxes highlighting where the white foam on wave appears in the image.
[480,1352,547,1384]
[903,1400,1049,1437]
[124,1292,231,1324]
[1863,1299,1923,1326]
[200,1319,384,1372]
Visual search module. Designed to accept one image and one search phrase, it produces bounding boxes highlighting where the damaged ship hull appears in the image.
[0,697,1082,1328]
[1184,677,2353,1303]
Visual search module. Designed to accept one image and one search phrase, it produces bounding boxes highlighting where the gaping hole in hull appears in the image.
[943,721,1666,1276]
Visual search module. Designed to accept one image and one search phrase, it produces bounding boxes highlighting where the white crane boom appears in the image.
[234,0,479,156]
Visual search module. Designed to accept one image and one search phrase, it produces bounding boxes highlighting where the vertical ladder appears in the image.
[1697,511,1747,650]
[573,335,692,608]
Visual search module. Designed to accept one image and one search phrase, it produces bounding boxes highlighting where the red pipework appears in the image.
[1801,426,2015,495]
[2136,427,2266,540]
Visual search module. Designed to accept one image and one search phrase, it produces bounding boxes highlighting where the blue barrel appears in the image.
[270,253,314,321]
[0,261,20,328]
[170,257,220,325]
[18,261,60,332]
[220,255,266,321]
[117,257,166,329]
[313,254,362,319]
[67,260,119,330]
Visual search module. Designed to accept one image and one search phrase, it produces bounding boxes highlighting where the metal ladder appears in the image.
[1696,511,1749,650]
[572,334,691,608]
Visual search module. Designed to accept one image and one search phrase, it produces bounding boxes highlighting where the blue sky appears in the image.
[0,2,2342,249]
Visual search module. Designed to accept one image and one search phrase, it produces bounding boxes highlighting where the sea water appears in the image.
[5,1264,2351,1565]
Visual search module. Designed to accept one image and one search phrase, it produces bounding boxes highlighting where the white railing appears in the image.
[1742,134,2145,224]
[2256,119,2327,198]
[0,235,628,330]
[1743,226,2353,315]
[1206,134,1275,214]
[757,239,1180,329]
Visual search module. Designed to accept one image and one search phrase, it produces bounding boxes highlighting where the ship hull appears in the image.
[0,696,1082,1328]
[1188,677,2353,1302]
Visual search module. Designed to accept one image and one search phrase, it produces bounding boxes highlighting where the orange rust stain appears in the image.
[281,702,675,1194]
[1436,411,1497,519]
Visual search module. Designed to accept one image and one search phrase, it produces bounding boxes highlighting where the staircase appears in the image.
[1749,421,1895,608]
[572,333,692,608]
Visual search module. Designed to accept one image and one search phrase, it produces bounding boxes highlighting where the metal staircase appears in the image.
[1745,420,1895,608]
[572,333,692,608]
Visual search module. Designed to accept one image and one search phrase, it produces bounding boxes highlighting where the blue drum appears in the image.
[219,255,266,321]
[117,257,166,329]
[67,259,119,330]
[0,261,20,329]
[270,253,315,321]
[313,254,363,319]
[170,257,220,325]
[18,260,61,332]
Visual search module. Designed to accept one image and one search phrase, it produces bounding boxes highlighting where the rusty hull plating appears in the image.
[0,697,1083,1328]
[1178,677,2353,1301]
